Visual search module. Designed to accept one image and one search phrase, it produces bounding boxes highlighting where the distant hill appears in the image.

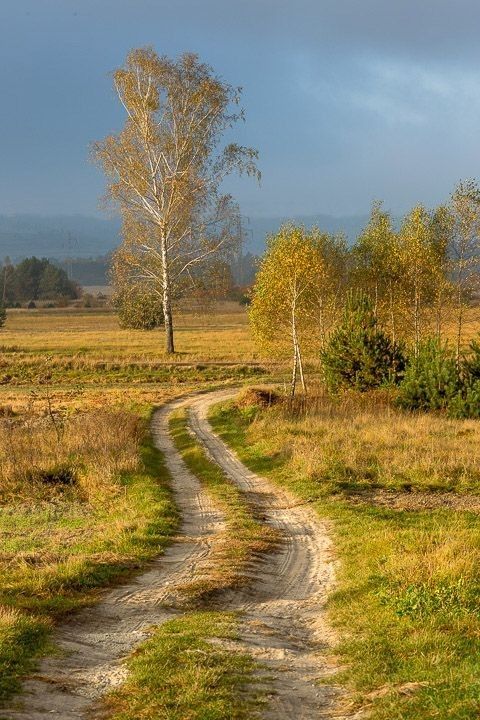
[0,212,373,262]
[0,214,121,261]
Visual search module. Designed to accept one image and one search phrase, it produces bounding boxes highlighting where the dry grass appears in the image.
[248,390,480,494]
[0,405,178,702]
[0,303,256,362]
[210,396,480,720]
[0,410,141,504]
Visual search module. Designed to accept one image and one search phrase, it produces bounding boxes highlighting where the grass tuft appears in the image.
[103,611,262,720]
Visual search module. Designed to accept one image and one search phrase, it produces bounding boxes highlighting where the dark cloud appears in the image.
[1,0,480,217]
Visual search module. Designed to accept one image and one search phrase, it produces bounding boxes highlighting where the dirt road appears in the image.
[3,390,349,720]
[188,391,345,719]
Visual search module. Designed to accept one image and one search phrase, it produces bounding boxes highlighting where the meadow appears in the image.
[0,303,265,707]
[2,303,480,718]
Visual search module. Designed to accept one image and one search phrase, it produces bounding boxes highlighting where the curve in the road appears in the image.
[3,398,224,720]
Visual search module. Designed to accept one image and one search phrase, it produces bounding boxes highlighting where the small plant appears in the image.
[114,288,164,330]
[321,291,405,392]
[396,338,460,412]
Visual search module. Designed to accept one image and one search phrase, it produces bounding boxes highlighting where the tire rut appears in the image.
[3,390,355,720]
[2,398,225,720]
[188,390,354,720]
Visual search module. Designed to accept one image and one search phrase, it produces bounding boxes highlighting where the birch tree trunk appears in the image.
[290,338,298,399]
[414,281,420,358]
[456,283,464,367]
[161,237,175,354]
[296,342,307,395]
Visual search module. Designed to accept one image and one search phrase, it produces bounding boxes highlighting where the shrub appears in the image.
[321,291,405,392]
[396,339,460,412]
[448,338,480,418]
[114,288,164,330]
[235,387,281,409]
[0,306,5,329]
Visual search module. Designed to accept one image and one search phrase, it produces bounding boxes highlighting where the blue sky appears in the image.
[1,0,480,218]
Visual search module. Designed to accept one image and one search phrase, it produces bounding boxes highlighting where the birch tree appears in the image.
[449,180,480,362]
[398,206,439,355]
[94,48,259,353]
[249,226,324,397]
[311,230,348,348]
[351,202,401,343]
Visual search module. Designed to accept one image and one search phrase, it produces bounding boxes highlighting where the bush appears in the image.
[321,292,405,392]
[114,288,164,330]
[396,339,460,412]
[0,306,5,329]
[448,338,480,418]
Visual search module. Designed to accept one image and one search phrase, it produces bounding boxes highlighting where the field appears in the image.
[1,304,480,719]
[0,304,266,415]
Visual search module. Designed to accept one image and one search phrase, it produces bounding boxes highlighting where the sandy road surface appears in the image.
[188,391,349,719]
[3,390,351,720]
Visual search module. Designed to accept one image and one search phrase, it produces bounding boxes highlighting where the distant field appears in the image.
[0,303,268,412]
[0,302,255,361]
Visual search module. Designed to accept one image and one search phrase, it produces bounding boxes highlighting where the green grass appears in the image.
[0,419,179,705]
[102,611,262,720]
[209,400,480,720]
[168,409,278,601]
[0,356,266,386]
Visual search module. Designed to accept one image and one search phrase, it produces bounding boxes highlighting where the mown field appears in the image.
[0,303,267,414]
[2,304,480,718]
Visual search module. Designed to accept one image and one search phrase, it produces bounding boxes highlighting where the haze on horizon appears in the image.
[1,0,480,222]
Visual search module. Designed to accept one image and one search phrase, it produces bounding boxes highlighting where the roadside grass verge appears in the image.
[0,409,178,705]
[169,408,278,602]
[209,397,480,720]
[101,611,262,720]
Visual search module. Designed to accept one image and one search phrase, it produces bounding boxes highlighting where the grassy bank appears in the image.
[209,394,480,720]
[0,408,178,704]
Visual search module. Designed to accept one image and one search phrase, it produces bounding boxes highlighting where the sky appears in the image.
[1,0,480,220]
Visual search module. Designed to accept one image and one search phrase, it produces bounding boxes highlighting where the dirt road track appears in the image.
[188,391,349,719]
[3,390,352,720]
[3,397,224,720]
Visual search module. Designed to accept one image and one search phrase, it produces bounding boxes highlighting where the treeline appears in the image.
[1,257,80,305]
[250,180,480,414]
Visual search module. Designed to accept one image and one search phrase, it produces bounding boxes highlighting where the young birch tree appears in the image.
[398,205,439,355]
[449,180,480,362]
[429,205,455,340]
[311,230,348,349]
[249,226,323,397]
[94,48,259,353]
[351,202,401,343]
